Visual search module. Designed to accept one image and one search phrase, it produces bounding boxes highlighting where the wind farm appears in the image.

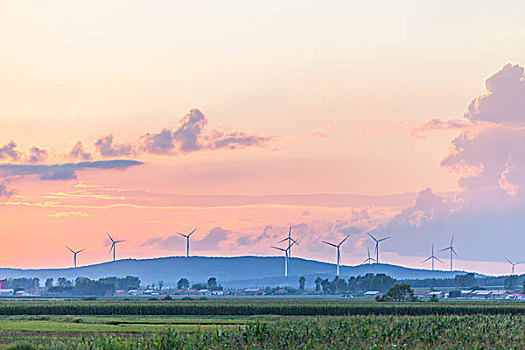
[56,228,524,285]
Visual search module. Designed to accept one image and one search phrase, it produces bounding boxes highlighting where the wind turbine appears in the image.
[107,233,125,262]
[271,240,296,277]
[363,247,375,265]
[505,257,524,275]
[440,234,458,271]
[323,234,351,276]
[423,243,441,271]
[177,228,196,258]
[279,226,298,258]
[67,247,85,268]
[367,233,390,264]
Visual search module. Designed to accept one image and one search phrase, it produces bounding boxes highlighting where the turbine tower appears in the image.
[363,247,375,265]
[323,234,351,276]
[271,240,296,277]
[279,226,298,258]
[107,233,125,262]
[423,243,441,271]
[177,228,197,258]
[367,233,390,264]
[505,257,524,275]
[440,234,458,271]
[67,247,85,268]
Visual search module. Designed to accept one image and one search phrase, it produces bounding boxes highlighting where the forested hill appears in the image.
[0,256,473,288]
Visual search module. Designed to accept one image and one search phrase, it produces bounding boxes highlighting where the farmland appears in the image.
[0,298,525,316]
[1,299,525,349]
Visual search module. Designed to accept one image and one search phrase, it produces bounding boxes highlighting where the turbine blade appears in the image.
[271,246,286,252]
[422,257,431,263]
[450,234,454,246]
[77,249,86,254]
[188,228,197,237]
[505,257,513,265]
[322,241,338,248]
[177,232,187,238]
[278,238,289,243]
[339,234,351,246]
[107,233,115,243]
[440,247,450,252]
[378,236,390,242]
[367,232,377,241]
[109,243,115,253]
[451,247,458,257]
[66,246,74,253]
[435,257,443,263]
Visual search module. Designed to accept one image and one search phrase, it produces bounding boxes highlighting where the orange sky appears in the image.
[2,1,525,275]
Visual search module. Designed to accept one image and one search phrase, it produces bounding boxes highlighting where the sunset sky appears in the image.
[1,1,525,275]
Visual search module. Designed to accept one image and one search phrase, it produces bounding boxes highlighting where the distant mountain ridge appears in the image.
[0,256,474,288]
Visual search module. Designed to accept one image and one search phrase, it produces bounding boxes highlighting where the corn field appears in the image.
[1,299,525,316]
[42,315,525,349]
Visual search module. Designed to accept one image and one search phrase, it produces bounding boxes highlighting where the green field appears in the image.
[1,299,524,349]
[0,298,525,316]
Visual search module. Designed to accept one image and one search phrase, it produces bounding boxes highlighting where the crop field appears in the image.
[0,299,524,349]
[1,298,525,316]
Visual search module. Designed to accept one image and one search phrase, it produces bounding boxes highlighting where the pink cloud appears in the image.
[140,109,271,155]
[376,64,525,264]
[409,118,473,139]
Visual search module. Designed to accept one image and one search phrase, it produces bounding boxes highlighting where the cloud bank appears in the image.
[0,141,20,161]
[0,182,14,198]
[139,109,271,156]
[0,160,143,181]
[69,142,91,160]
[376,63,525,262]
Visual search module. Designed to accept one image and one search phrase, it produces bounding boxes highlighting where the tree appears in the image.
[448,290,461,298]
[192,283,207,290]
[72,277,115,296]
[347,277,357,293]
[382,284,415,302]
[314,277,322,291]
[299,276,306,291]
[207,277,218,290]
[453,273,477,288]
[522,279,525,294]
[504,275,519,291]
[177,278,189,290]
[158,281,164,290]
[98,276,141,290]
[371,274,395,293]
[57,277,72,287]
[45,278,54,288]
[321,278,332,293]
[331,276,347,294]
